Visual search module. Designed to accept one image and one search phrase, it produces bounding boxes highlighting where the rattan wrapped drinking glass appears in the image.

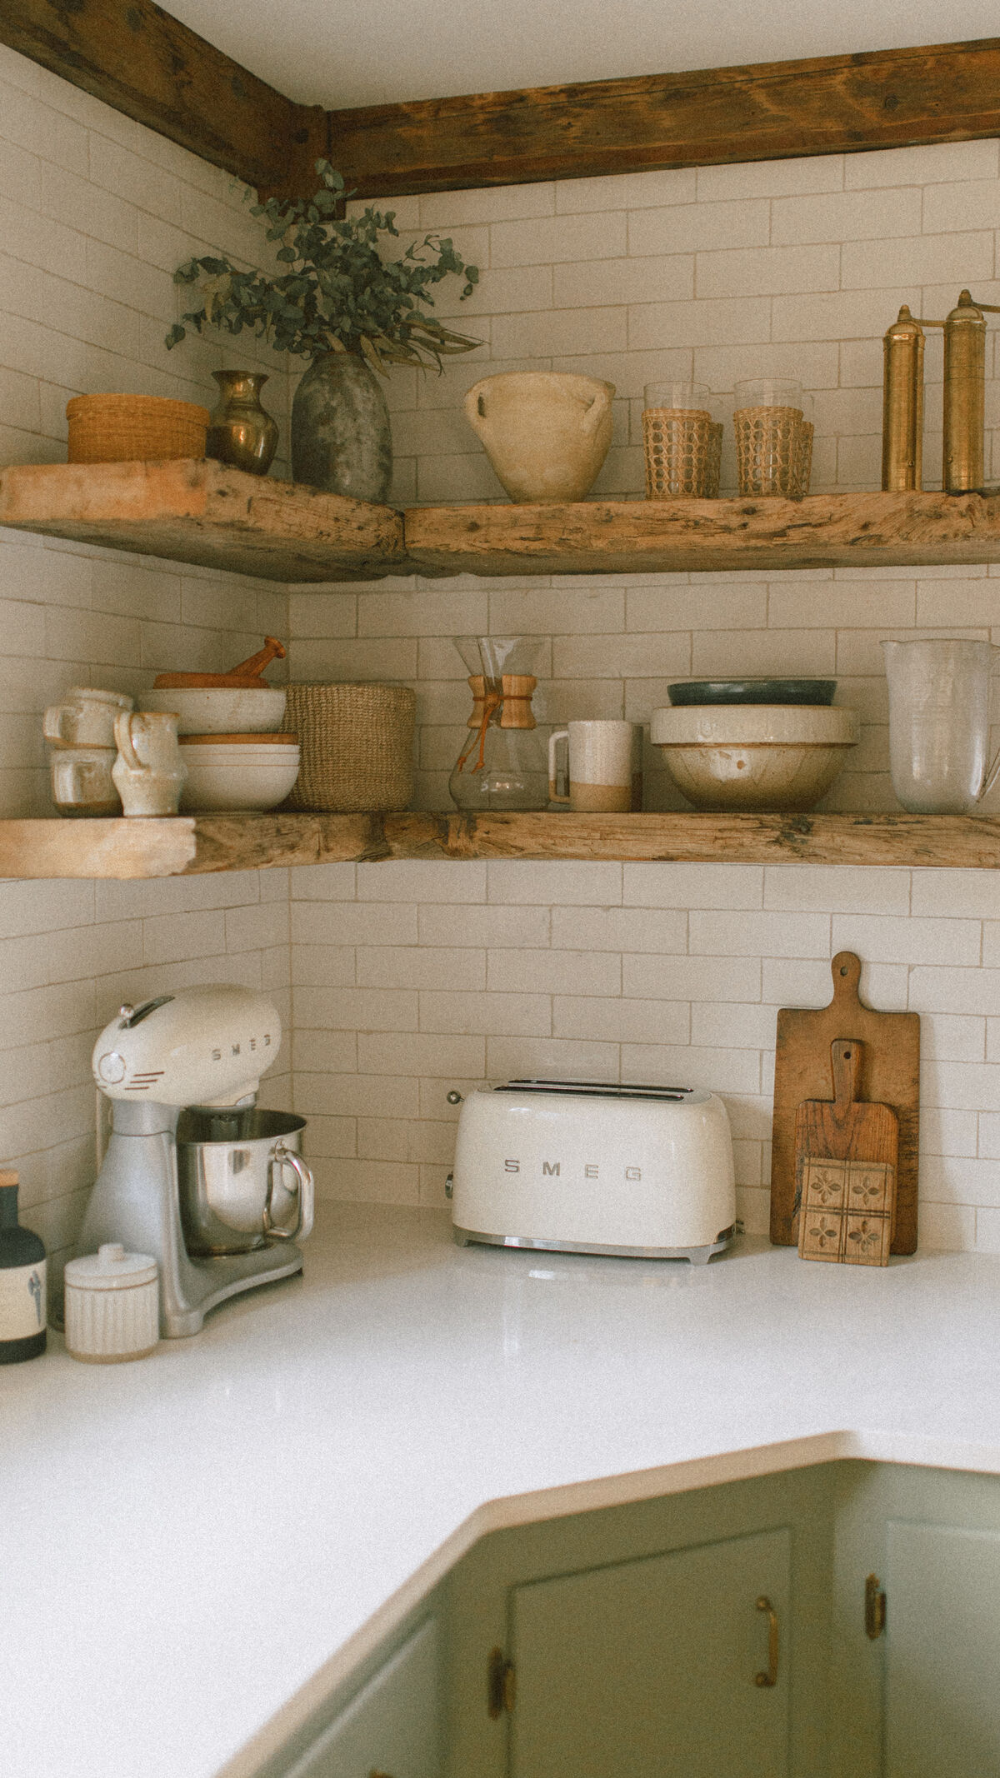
[732,379,813,498]
[280,683,415,812]
[642,383,722,498]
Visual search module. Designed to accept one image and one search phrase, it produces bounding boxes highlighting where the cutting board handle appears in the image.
[831,951,862,1006]
[831,1038,862,1107]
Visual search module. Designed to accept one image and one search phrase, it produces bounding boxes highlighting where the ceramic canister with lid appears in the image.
[63,1243,159,1362]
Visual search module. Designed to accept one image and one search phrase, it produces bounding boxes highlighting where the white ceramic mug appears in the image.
[112,711,187,817]
[548,720,643,813]
[43,687,133,749]
[50,747,120,818]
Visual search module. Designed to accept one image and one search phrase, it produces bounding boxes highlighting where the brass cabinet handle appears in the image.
[754,1595,779,1687]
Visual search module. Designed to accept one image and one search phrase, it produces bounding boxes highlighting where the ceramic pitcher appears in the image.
[882,638,1000,814]
[113,710,187,817]
[464,372,615,502]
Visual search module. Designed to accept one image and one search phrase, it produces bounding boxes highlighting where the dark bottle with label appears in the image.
[0,1170,47,1363]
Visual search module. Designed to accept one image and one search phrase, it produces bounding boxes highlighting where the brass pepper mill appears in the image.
[883,289,1000,494]
[882,306,925,490]
[942,291,996,493]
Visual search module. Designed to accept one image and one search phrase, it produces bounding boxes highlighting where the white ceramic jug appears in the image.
[882,638,1000,814]
[113,710,187,817]
[464,371,615,503]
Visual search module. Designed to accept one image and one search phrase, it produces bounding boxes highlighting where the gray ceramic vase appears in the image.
[291,353,392,501]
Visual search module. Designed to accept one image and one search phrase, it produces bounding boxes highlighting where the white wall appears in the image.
[2,39,1000,1268]
[292,144,1000,1251]
[0,45,293,1280]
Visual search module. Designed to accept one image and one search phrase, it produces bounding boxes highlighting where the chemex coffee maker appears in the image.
[80,984,313,1337]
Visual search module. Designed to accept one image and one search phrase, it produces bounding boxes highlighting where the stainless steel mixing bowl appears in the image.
[176,1109,314,1257]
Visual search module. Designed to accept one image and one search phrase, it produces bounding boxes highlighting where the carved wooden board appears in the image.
[0,461,406,583]
[795,1039,899,1267]
[771,953,919,1255]
[404,491,1000,578]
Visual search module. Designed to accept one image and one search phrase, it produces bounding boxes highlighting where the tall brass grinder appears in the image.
[882,290,1000,493]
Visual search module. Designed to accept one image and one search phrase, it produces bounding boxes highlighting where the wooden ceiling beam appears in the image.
[0,0,327,198]
[328,37,1000,198]
[3,16,999,206]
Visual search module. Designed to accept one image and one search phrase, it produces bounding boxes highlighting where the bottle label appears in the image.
[0,1259,47,1341]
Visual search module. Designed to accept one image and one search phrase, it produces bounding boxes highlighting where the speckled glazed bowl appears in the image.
[650,704,858,812]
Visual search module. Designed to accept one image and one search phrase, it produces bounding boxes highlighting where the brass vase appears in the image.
[206,370,279,475]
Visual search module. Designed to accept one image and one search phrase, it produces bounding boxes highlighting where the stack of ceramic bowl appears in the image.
[650,679,858,812]
[138,641,299,812]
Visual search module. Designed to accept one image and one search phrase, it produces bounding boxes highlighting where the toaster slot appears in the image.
[498,1078,692,1102]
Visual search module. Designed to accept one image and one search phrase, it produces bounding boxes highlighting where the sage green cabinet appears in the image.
[830,1463,1000,1778]
[883,1520,1000,1777]
[509,1527,791,1778]
[265,1461,1000,1778]
[443,1466,832,1778]
[282,1616,440,1778]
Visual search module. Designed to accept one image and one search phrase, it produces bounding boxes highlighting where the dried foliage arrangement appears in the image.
[166,161,481,373]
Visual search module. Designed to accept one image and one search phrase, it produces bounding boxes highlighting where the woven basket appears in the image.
[281,683,416,812]
[733,405,814,498]
[66,394,210,464]
[642,407,722,498]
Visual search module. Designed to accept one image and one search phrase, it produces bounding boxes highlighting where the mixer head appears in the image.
[92,984,282,1108]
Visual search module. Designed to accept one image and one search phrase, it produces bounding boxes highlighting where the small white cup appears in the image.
[113,710,187,817]
[548,720,643,813]
[50,747,120,817]
[43,687,133,750]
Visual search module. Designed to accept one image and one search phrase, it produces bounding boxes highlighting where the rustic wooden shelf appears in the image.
[0,460,405,583]
[2,811,1000,879]
[404,490,1000,576]
[5,470,1000,584]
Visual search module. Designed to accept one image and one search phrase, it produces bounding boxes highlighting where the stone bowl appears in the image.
[139,686,287,734]
[650,705,858,812]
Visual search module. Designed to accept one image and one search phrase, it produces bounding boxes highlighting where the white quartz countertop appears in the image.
[6,1206,1000,1778]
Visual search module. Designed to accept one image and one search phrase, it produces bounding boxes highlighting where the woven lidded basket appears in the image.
[66,394,210,464]
[281,683,416,813]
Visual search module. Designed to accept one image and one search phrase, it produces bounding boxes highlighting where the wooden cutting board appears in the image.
[770,951,919,1253]
[795,1039,899,1266]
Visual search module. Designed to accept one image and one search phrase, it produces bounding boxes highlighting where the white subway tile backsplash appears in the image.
[5,68,1000,1252]
[844,139,1000,189]
[629,199,769,257]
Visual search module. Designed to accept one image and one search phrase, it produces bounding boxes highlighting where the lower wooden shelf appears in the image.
[2,811,1000,878]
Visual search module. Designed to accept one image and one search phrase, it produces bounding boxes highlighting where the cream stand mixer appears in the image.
[80,984,314,1337]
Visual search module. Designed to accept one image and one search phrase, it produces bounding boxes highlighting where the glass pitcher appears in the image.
[882,638,1000,814]
[449,637,548,811]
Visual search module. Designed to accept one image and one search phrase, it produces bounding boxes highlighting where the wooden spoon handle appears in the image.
[226,637,286,680]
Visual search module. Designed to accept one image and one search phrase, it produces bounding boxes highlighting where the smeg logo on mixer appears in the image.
[504,1159,643,1181]
[210,1032,274,1061]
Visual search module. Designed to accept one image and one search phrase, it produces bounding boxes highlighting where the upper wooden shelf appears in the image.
[2,811,1000,879]
[0,460,405,583]
[4,468,1000,583]
[405,490,1000,577]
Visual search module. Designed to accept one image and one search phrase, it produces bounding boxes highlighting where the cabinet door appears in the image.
[884,1520,1000,1777]
[509,1528,790,1778]
[286,1616,440,1778]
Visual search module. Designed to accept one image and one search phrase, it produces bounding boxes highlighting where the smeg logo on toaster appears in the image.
[504,1159,643,1181]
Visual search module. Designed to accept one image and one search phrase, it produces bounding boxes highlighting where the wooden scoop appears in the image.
[153,637,286,690]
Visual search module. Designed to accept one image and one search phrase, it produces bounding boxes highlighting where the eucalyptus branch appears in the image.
[165,161,481,373]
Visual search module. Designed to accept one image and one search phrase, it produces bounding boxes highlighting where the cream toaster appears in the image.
[450,1079,736,1264]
